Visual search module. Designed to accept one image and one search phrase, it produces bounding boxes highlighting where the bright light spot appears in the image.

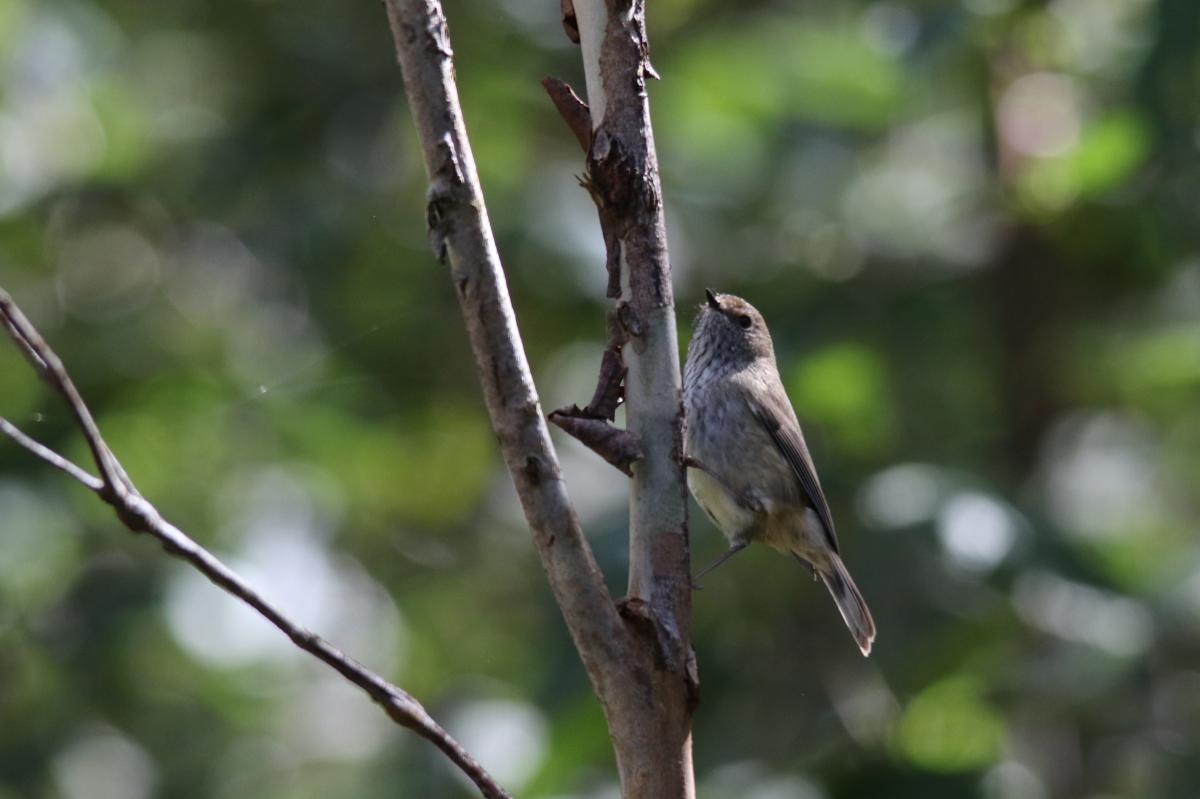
[0,94,106,212]
[1174,568,1200,627]
[275,675,398,762]
[1051,0,1154,74]
[862,3,920,57]
[842,112,997,268]
[525,165,610,297]
[545,341,631,524]
[134,32,234,143]
[773,208,864,282]
[52,725,158,799]
[225,301,328,399]
[857,463,946,528]
[495,0,570,47]
[827,668,900,745]
[447,699,548,791]
[0,481,80,602]
[964,0,1018,15]
[165,559,306,668]
[589,785,622,799]
[747,775,826,799]
[0,4,121,214]
[543,785,620,799]
[1012,570,1153,656]
[165,467,404,672]
[1040,412,1159,540]
[998,73,1082,158]
[982,761,1048,799]
[937,492,1016,571]
[165,225,265,326]
[707,762,825,799]
[56,226,160,322]
[5,13,87,95]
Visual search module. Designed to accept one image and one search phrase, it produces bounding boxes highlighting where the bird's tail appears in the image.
[818,553,876,657]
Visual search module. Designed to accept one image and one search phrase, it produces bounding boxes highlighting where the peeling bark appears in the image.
[569,1,697,795]
[386,1,696,794]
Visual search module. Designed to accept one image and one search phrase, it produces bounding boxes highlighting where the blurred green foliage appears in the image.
[1,0,1199,797]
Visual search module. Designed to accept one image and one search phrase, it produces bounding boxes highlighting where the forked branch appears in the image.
[382,0,638,733]
[0,289,511,799]
[553,1,697,795]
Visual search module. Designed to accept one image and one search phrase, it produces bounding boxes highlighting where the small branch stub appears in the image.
[541,77,592,153]
[548,308,639,475]
[560,0,581,45]
[548,409,642,476]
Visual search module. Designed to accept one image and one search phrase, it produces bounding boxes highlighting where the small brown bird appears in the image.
[683,290,876,656]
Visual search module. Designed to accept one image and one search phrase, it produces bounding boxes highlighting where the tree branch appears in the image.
[547,310,641,474]
[384,2,696,794]
[569,0,697,795]
[541,76,592,153]
[382,0,637,727]
[0,288,512,799]
[574,0,690,628]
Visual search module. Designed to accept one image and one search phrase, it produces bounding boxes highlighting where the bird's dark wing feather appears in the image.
[747,392,840,554]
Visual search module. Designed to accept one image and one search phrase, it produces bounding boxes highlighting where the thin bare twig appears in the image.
[0,417,105,491]
[0,296,126,492]
[0,287,512,799]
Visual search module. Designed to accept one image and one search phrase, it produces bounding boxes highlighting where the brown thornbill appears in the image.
[683,290,877,656]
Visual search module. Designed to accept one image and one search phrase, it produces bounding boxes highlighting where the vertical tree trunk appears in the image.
[386,1,697,795]
[572,2,697,796]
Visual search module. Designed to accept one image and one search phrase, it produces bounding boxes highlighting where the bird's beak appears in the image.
[705,288,720,309]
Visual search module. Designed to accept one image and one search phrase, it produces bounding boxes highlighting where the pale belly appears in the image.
[688,468,758,544]
[688,459,828,559]
[684,375,824,556]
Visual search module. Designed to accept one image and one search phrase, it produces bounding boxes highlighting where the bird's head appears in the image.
[691,289,776,366]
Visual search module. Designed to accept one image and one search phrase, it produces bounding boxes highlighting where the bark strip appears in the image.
[569,1,697,795]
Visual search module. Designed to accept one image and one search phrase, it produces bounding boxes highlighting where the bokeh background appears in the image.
[2,0,1199,797]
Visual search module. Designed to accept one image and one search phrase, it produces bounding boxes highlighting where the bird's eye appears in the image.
[737,315,752,329]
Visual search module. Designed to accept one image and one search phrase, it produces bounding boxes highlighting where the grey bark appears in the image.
[567,0,698,795]
[382,0,634,748]
[384,1,697,795]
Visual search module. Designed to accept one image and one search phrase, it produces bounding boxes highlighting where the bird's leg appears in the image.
[692,538,749,589]
[791,552,819,582]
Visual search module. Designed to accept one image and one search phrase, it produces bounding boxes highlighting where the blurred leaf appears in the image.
[895,675,1005,773]
[90,80,153,180]
[787,342,894,457]
[658,15,904,178]
[0,0,25,52]
[1067,111,1149,195]
[297,400,494,528]
[1017,110,1149,211]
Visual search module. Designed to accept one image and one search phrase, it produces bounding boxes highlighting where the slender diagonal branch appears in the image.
[0,288,512,799]
[383,0,636,712]
[0,417,105,491]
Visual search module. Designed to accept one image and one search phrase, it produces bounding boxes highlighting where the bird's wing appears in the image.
[747,390,840,554]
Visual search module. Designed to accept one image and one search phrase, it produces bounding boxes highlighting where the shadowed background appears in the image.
[1,0,1198,797]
